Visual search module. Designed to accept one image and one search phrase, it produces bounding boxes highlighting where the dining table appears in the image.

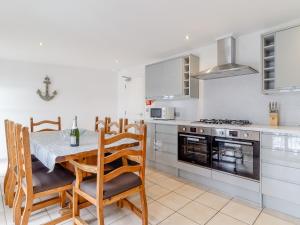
[30,129,139,171]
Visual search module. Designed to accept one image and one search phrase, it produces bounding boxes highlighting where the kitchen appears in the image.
[1,1,300,225]
[118,17,300,224]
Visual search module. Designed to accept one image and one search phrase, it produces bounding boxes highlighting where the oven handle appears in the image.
[179,134,206,140]
[214,138,253,146]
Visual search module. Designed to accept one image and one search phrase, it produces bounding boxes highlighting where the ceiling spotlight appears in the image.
[185,35,190,40]
[39,42,43,46]
[115,59,119,64]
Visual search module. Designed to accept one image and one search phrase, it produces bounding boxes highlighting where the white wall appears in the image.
[118,21,300,126]
[0,58,118,159]
[117,66,145,121]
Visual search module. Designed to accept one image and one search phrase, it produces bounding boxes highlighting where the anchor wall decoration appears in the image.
[37,76,58,101]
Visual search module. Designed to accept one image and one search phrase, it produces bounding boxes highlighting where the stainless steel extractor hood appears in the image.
[193,36,258,80]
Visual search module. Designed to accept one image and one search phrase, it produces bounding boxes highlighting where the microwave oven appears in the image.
[150,107,175,120]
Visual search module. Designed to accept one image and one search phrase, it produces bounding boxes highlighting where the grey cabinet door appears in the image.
[276,26,300,89]
[162,58,183,97]
[145,57,183,99]
[145,62,164,98]
[154,125,178,167]
[146,123,155,161]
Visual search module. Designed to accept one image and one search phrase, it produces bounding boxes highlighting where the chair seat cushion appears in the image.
[79,172,142,199]
[23,164,75,194]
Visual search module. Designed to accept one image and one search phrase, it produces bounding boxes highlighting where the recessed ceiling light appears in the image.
[115,59,119,64]
[39,42,43,46]
[185,35,190,40]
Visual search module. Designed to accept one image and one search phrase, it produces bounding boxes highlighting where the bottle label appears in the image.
[70,136,77,146]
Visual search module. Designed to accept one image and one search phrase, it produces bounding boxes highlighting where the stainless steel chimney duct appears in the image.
[193,36,258,79]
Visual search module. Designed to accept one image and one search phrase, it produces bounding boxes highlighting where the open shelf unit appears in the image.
[262,34,276,93]
[183,56,190,96]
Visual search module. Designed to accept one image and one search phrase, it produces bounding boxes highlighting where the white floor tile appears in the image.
[88,203,130,224]
[178,201,217,225]
[254,212,297,225]
[110,213,143,225]
[154,177,185,191]
[148,201,174,225]
[206,213,248,225]
[159,213,198,225]
[157,192,191,211]
[146,184,171,200]
[195,192,231,210]
[174,184,206,200]
[221,200,262,225]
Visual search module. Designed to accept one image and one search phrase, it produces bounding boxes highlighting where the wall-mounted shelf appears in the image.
[182,55,199,98]
[262,34,276,93]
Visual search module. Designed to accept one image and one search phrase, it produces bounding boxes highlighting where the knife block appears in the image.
[269,113,279,126]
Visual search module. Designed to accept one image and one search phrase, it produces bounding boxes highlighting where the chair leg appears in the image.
[96,203,105,225]
[73,189,79,225]
[3,165,9,195]
[139,186,148,225]
[4,169,13,205]
[14,186,24,225]
[60,191,66,208]
[20,195,33,225]
[7,174,17,208]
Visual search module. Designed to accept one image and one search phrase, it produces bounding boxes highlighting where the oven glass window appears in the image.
[178,134,211,168]
[212,138,260,180]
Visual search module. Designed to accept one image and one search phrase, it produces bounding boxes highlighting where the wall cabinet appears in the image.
[262,25,300,94]
[145,55,199,100]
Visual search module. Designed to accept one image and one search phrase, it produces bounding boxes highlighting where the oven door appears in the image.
[212,137,260,180]
[178,133,211,168]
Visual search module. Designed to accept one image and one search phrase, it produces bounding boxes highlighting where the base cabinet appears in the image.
[261,132,300,218]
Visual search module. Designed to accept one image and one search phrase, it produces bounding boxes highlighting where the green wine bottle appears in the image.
[70,116,80,147]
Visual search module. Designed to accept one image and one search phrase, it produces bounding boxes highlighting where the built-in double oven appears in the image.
[178,126,212,168]
[178,126,260,181]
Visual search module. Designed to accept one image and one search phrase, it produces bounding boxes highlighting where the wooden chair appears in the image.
[71,124,148,225]
[3,120,18,208]
[30,117,61,132]
[95,116,109,132]
[13,124,75,225]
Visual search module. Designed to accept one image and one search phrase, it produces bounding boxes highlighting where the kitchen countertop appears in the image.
[145,119,300,136]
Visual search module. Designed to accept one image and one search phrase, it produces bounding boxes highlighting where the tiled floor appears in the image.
[0,163,299,225]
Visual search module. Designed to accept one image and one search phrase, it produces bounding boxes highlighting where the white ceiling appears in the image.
[1,0,300,71]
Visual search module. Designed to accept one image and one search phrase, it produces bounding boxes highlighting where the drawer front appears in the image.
[261,133,286,150]
[262,162,300,185]
[155,151,177,167]
[156,132,177,145]
[261,148,300,169]
[212,170,260,192]
[262,177,300,205]
[262,133,300,153]
[157,143,177,155]
[156,124,177,134]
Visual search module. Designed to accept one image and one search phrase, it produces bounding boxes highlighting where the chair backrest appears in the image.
[106,118,123,135]
[4,120,17,171]
[30,117,61,132]
[123,119,144,133]
[15,124,34,196]
[96,123,147,201]
[95,116,109,132]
